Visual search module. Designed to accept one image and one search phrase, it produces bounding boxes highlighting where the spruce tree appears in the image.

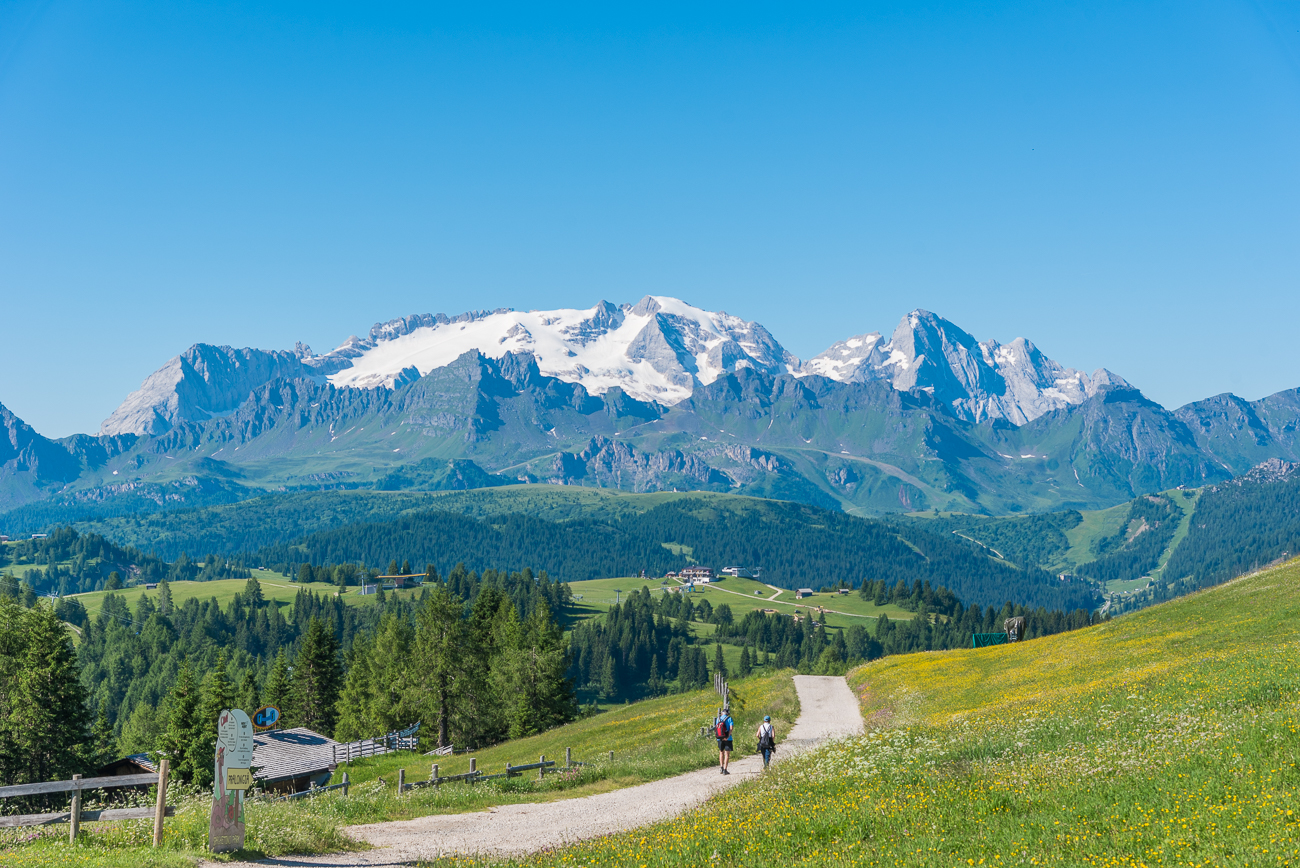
[0,595,25,785]
[158,578,173,615]
[237,669,260,713]
[737,646,752,678]
[369,615,413,732]
[87,708,116,768]
[158,659,205,784]
[411,585,471,748]
[598,653,617,700]
[242,576,265,608]
[334,631,376,741]
[293,618,342,734]
[506,599,573,738]
[263,649,293,723]
[713,642,727,679]
[9,603,90,784]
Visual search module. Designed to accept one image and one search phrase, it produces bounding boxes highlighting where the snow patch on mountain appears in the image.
[322,296,796,404]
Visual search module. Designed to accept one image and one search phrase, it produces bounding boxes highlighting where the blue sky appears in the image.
[2,1,1298,437]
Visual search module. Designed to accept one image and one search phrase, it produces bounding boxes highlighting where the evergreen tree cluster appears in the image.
[0,596,104,789]
[1163,475,1300,590]
[0,560,581,789]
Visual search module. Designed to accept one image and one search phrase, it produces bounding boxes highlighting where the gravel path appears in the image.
[213,675,863,867]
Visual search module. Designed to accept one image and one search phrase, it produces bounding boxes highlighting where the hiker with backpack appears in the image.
[756,715,777,769]
[714,704,734,774]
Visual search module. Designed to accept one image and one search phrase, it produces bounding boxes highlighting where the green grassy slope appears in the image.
[69,572,422,620]
[506,557,1300,868]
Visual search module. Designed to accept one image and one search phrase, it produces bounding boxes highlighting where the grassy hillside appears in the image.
[568,575,913,624]
[508,557,1300,868]
[66,572,424,621]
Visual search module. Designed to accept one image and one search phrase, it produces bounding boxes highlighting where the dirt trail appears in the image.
[213,675,863,867]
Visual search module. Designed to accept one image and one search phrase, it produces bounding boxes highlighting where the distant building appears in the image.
[144,583,158,590]
[836,588,849,595]
[795,588,814,599]
[680,566,715,582]
[0,535,9,542]
[376,574,423,588]
[721,566,757,579]
[30,533,47,540]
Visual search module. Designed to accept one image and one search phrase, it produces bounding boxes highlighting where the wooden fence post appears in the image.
[539,755,545,782]
[431,763,439,785]
[397,769,405,794]
[469,757,476,778]
[609,751,614,763]
[565,747,571,768]
[342,772,349,797]
[69,774,81,844]
[506,762,512,778]
[152,758,170,847]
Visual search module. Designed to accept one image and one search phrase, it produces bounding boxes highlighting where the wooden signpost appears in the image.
[208,708,255,853]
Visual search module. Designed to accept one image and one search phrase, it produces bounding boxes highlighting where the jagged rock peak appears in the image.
[801,309,1131,425]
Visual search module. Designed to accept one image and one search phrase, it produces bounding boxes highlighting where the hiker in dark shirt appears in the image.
[714,704,734,774]
[756,715,777,769]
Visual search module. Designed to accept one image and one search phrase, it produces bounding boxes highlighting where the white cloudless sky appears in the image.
[1,1,1298,436]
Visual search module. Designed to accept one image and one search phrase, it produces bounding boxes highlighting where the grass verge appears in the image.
[469,558,1300,867]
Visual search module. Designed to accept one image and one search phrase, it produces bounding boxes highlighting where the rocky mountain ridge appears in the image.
[4,297,1299,524]
[99,297,1125,437]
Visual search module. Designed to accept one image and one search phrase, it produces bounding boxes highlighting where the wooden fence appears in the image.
[330,727,416,764]
[397,747,599,793]
[0,758,173,845]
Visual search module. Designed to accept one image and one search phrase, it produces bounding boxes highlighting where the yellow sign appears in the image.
[226,768,253,791]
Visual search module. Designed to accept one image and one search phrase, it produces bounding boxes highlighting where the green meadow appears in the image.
[490,557,1300,868]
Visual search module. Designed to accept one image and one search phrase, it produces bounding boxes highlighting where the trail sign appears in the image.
[252,705,281,731]
[208,708,254,853]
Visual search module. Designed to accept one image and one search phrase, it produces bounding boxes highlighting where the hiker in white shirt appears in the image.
[756,715,777,769]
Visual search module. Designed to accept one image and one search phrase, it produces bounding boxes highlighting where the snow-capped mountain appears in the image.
[320,295,796,398]
[801,310,1129,425]
[100,296,796,435]
[100,297,1121,436]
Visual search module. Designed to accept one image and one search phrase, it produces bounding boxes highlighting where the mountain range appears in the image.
[3,296,1299,526]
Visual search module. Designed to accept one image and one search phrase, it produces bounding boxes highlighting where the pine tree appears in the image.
[237,669,260,713]
[293,618,342,734]
[411,585,471,748]
[117,702,160,755]
[334,631,376,741]
[201,650,235,729]
[598,653,617,700]
[158,659,206,785]
[9,603,90,784]
[505,599,573,738]
[263,649,293,723]
[369,615,413,732]
[242,576,265,608]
